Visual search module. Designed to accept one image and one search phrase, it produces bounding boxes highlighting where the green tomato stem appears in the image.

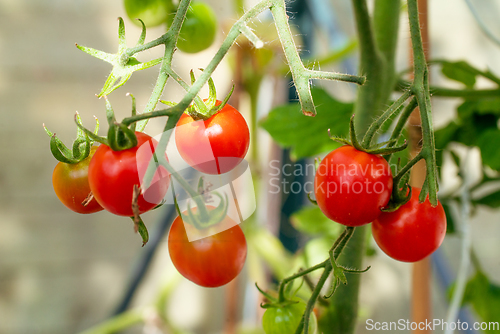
[361,89,412,148]
[407,0,438,205]
[293,227,355,334]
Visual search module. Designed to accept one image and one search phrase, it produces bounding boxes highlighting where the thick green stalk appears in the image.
[319,227,367,334]
[373,0,401,105]
[351,0,386,131]
[407,0,438,205]
[322,2,401,333]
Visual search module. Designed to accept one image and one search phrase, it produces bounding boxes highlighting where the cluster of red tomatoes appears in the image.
[314,145,447,262]
[52,102,250,287]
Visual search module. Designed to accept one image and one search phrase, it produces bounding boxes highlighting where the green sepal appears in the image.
[306,192,317,205]
[76,17,162,97]
[207,84,235,117]
[326,115,365,151]
[367,140,408,155]
[185,70,235,120]
[131,216,149,247]
[382,184,412,212]
[127,93,137,132]
[44,114,100,164]
[183,192,229,230]
[74,114,108,146]
[107,122,138,151]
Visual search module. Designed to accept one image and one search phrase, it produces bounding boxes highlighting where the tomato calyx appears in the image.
[382,157,414,212]
[76,17,162,97]
[255,283,303,309]
[44,113,99,164]
[325,250,371,299]
[172,177,229,230]
[75,95,141,152]
[177,190,229,231]
[161,70,235,121]
[328,115,408,155]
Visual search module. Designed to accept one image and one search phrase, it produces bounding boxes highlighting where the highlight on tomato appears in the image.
[88,132,170,216]
[175,100,250,175]
[168,209,247,288]
[371,187,447,262]
[52,146,103,214]
[313,145,393,226]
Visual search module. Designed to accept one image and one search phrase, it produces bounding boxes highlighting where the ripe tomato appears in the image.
[88,132,170,216]
[168,212,247,287]
[52,146,103,214]
[372,187,447,262]
[124,0,172,27]
[170,2,217,53]
[262,301,317,334]
[175,101,250,175]
[313,145,393,226]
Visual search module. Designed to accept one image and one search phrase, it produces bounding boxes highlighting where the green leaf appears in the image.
[474,188,500,208]
[441,60,477,88]
[290,206,341,238]
[461,271,500,331]
[475,97,500,116]
[260,88,353,159]
[477,129,500,171]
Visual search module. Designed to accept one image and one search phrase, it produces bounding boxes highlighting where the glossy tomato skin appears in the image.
[168,213,247,287]
[52,146,103,214]
[262,302,317,334]
[372,187,447,262]
[314,145,393,226]
[170,2,217,53]
[175,101,250,175]
[88,132,170,216]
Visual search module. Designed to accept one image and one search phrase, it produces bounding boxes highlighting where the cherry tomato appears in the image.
[168,211,247,287]
[52,146,103,214]
[124,0,172,28]
[262,301,317,334]
[372,187,447,262]
[313,145,393,226]
[169,2,217,53]
[175,100,250,175]
[88,132,170,216]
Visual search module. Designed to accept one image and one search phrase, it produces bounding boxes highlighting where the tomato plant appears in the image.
[175,100,250,175]
[124,0,173,27]
[372,187,447,262]
[313,145,393,226]
[88,132,170,216]
[168,211,247,287]
[52,146,104,214]
[263,301,317,334]
[171,2,217,53]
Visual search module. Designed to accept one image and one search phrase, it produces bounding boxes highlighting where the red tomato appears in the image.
[168,211,247,287]
[88,132,170,216]
[372,187,447,262]
[175,101,250,175]
[313,145,393,226]
[52,146,103,214]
